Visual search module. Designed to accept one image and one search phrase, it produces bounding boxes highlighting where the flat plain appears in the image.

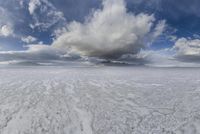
[0,66,200,134]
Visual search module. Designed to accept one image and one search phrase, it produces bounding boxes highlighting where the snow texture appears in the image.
[0,66,200,134]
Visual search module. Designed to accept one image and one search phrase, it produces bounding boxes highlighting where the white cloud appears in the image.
[0,44,63,61]
[19,0,25,8]
[152,20,166,40]
[0,0,169,66]
[168,35,177,42]
[174,38,200,56]
[21,36,37,43]
[28,0,41,15]
[0,7,18,38]
[0,25,14,37]
[173,38,200,62]
[0,44,81,65]
[28,0,66,31]
[52,26,67,38]
[136,49,200,67]
[145,20,166,46]
[52,0,164,59]
[193,34,200,39]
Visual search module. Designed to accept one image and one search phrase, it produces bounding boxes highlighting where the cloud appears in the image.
[0,25,14,37]
[168,35,177,42]
[0,7,12,26]
[52,0,164,59]
[152,20,166,40]
[21,36,37,43]
[28,0,66,31]
[0,44,63,61]
[0,7,15,37]
[28,0,41,15]
[193,34,200,39]
[173,38,200,62]
[0,44,83,66]
[0,0,168,66]
[142,49,177,67]
[136,49,200,67]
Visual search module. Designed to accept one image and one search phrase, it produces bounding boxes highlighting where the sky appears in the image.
[0,0,200,66]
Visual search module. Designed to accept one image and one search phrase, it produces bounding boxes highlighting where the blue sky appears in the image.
[0,0,200,66]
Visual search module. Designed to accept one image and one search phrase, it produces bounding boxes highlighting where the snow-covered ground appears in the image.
[0,66,200,134]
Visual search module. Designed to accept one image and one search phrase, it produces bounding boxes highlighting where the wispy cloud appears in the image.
[21,36,37,44]
[27,0,66,31]
[28,0,41,15]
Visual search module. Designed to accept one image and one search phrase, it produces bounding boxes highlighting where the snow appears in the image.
[0,66,200,134]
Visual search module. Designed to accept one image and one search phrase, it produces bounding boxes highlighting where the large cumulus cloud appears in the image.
[0,0,166,66]
[52,0,164,59]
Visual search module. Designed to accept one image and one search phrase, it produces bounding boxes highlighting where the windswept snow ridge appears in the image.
[0,67,200,134]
